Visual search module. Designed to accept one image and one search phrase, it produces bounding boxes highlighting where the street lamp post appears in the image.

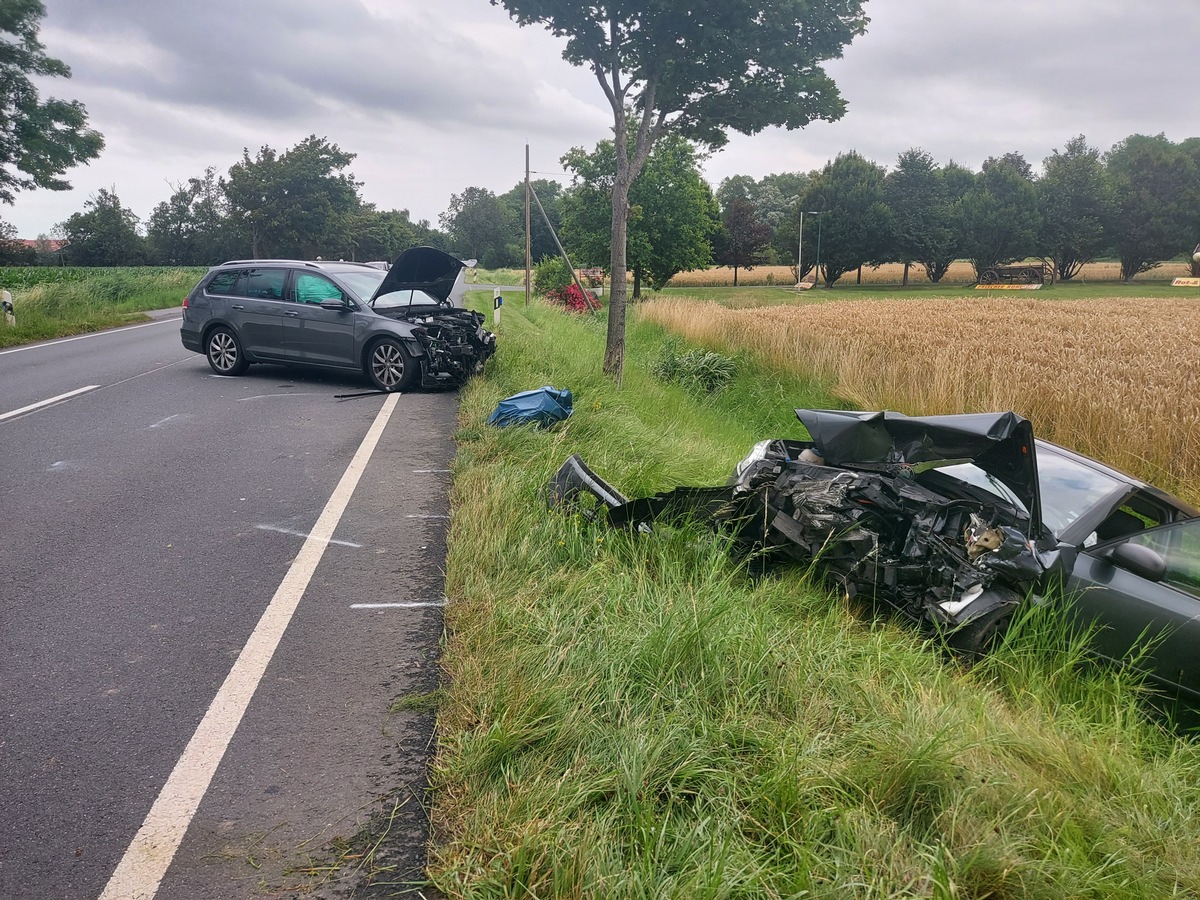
[796,209,820,288]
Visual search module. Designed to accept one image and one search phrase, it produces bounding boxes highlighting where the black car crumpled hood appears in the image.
[796,409,1043,537]
[368,246,468,305]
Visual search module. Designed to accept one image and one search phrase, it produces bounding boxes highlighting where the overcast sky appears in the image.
[4,0,1198,238]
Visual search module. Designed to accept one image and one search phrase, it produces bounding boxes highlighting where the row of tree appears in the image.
[4,131,1196,291]
[785,134,1200,286]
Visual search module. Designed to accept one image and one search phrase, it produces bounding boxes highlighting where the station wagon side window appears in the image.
[205,269,248,296]
[244,268,286,300]
[294,272,345,305]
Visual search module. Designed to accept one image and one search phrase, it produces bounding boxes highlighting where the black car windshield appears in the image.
[942,450,1126,537]
[1036,452,1126,535]
[336,270,388,302]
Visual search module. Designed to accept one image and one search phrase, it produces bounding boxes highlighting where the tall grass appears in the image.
[431,295,1200,897]
[640,294,1200,504]
[0,266,205,346]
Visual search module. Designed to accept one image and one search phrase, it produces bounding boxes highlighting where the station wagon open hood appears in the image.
[795,409,1044,536]
[369,246,472,306]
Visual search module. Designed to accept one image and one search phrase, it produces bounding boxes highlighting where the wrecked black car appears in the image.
[552,409,1200,695]
[181,246,495,391]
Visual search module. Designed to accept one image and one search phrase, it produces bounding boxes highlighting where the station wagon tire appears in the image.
[206,326,248,376]
[367,337,417,392]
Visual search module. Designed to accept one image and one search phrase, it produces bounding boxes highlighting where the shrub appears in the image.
[544,283,601,313]
[650,337,738,394]
[533,257,572,294]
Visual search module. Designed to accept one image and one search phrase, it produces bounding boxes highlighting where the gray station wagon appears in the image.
[180,246,496,391]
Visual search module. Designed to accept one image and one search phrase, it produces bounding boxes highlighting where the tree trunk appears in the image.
[632,266,641,300]
[733,266,739,287]
[902,261,909,286]
[856,265,862,284]
[604,175,631,380]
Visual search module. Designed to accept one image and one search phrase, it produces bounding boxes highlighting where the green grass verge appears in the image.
[432,294,1200,898]
[0,266,206,347]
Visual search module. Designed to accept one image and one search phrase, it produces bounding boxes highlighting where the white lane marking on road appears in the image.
[149,414,183,429]
[100,392,399,900]
[412,469,450,474]
[0,385,100,422]
[255,524,363,548]
[0,317,179,356]
[406,514,449,519]
[351,600,447,609]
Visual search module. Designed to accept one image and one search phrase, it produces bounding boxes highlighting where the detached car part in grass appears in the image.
[181,246,495,391]
[550,409,1200,696]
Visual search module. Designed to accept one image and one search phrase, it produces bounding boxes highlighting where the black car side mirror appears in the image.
[319,298,349,311]
[1107,541,1167,582]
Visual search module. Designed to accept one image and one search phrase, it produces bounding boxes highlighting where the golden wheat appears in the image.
[639,294,1200,501]
[666,261,1193,288]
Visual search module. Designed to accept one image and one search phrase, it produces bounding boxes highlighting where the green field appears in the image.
[0,266,205,347]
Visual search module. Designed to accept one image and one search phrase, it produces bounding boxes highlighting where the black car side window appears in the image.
[245,268,286,300]
[206,269,247,296]
[1122,519,1200,598]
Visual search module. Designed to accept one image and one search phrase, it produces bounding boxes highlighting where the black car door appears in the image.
[1066,518,1200,697]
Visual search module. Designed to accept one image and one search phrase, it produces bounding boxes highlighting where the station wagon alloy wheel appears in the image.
[368,338,415,392]
[206,326,247,376]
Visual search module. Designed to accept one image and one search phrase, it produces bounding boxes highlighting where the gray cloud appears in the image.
[6,0,1197,237]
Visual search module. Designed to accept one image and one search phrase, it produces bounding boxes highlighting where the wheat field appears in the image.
[666,260,1194,287]
[639,294,1200,501]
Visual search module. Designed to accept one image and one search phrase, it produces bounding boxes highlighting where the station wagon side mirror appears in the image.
[319,298,350,311]
[1106,541,1167,582]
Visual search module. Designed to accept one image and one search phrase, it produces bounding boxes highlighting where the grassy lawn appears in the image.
[429,292,1200,898]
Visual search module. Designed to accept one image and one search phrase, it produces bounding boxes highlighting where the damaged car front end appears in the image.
[550,409,1057,653]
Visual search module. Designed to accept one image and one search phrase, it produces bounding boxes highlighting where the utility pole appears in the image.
[524,145,531,307]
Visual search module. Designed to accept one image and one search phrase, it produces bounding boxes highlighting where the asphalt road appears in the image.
[1,312,456,898]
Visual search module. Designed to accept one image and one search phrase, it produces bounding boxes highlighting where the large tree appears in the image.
[714,196,770,286]
[1037,136,1113,281]
[440,186,518,268]
[952,157,1041,281]
[801,151,891,287]
[145,167,236,266]
[0,0,103,205]
[560,134,719,296]
[59,187,145,266]
[1104,133,1200,282]
[499,178,563,264]
[222,135,361,259]
[492,0,869,380]
[884,148,957,285]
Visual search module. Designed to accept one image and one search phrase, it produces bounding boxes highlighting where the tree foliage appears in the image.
[60,188,145,266]
[714,196,770,286]
[561,135,718,296]
[222,135,361,259]
[952,157,1041,280]
[0,0,103,204]
[440,186,518,268]
[1105,133,1200,282]
[499,178,562,265]
[492,0,869,378]
[801,152,891,287]
[884,149,958,284]
[1038,136,1113,281]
